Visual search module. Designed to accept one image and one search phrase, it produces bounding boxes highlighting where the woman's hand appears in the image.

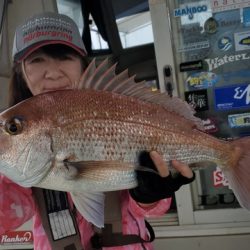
[150,151,194,178]
[129,151,195,204]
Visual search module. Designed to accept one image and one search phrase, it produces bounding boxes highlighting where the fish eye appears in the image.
[5,117,23,135]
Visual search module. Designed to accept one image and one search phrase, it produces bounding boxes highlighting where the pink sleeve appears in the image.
[0,175,35,234]
[127,190,172,217]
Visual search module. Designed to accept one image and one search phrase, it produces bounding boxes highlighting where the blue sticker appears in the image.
[243,7,250,27]
[214,83,250,110]
[186,72,218,89]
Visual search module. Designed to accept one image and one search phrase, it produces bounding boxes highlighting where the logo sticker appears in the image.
[218,36,233,51]
[202,118,218,133]
[0,231,33,244]
[204,17,218,34]
[174,4,208,19]
[228,112,250,128]
[185,89,209,111]
[180,60,203,72]
[214,83,250,110]
[211,0,250,13]
[213,167,229,187]
[204,53,250,71]
[186,72,218,89]
[234,31,250,51]
[219,19,241,28]
[178,40,210,52]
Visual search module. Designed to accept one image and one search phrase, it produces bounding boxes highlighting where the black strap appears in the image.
[91,219,155,249]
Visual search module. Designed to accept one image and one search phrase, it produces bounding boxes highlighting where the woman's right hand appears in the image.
[129,151,195,204]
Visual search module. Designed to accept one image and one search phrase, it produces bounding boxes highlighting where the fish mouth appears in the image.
[43,86,71,93]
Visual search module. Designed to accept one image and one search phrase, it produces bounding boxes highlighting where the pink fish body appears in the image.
[0,59,250,227]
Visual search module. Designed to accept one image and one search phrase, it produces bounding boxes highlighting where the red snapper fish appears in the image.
[0,59,250,227]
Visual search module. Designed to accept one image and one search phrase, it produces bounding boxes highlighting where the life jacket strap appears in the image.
[91,220,155,249]
[33,188,83,250]
[91,191,155,249]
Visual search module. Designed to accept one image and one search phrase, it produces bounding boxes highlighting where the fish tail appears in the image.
[223,137,250,210]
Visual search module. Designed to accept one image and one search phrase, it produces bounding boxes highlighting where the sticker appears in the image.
[178,40,209,52]
[234,31,250,51]
[211,0,250,13]
[240,36,250,45]
[180,60,203,72]
[228,112,250,127]
[243,7,250,27]
[222,70,250,81]
[240,131,250,136]
[215,8,241,27]
[0,231,33,245]
[204,17,218,33]
[43,190,77,240]
[201,118,218,133]
[185,89,209,111]
[174,4,208,19]
[218,36,233,51]
[213,167,229,187]
[214,83,250,110]
[204,53,250,71]
[186,72,218,89]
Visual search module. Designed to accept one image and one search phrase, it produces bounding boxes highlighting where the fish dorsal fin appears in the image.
[78,58,204,130]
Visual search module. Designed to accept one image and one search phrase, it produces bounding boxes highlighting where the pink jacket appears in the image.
[0,175,171,250]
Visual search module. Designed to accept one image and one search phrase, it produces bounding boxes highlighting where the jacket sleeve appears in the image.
[0,175,35,234]
[127,190,172,217]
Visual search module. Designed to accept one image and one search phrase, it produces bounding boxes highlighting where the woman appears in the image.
[0,12,195,250]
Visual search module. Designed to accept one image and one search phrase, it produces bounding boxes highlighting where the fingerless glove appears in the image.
[129,151,195,204]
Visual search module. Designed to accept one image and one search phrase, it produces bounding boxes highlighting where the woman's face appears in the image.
[23,48,83,96]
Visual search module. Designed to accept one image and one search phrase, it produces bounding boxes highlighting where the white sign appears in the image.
[211,0,250,13]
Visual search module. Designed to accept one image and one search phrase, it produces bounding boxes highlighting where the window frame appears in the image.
[149,0,250,237]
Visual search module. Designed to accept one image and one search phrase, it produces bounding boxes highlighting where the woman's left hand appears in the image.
[129,151,195,204]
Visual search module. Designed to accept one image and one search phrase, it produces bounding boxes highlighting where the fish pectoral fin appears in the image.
[65,160,135,176]
[70,192,105,228]
[66,160,137,191]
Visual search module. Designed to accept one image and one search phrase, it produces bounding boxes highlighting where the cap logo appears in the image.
[21,17,73,44]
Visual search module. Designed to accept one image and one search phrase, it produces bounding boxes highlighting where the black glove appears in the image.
[129,151,195,204]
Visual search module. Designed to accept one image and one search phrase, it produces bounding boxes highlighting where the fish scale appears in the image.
[41,91,231,168]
